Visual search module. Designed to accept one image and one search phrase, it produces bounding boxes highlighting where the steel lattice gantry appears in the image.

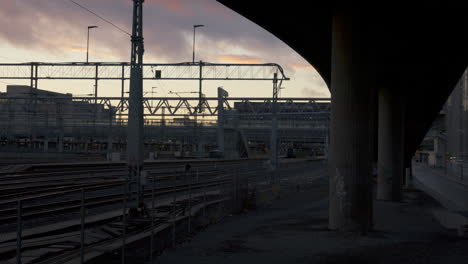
[0,95,330,141]
[0,62,289,81]
[0,95,330,164]
[0,60,293,209]
[0,61,290,108]
[0,61,297,121]
[0,96,330,119]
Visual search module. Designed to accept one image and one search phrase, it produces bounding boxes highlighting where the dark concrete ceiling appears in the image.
[217,1,468,159]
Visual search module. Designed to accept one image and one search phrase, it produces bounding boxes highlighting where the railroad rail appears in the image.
[0,158,321,263]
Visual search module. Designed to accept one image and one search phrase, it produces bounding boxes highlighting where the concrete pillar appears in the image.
[405,166,413,188]
[377,86,404,201]
[329,11,375,233]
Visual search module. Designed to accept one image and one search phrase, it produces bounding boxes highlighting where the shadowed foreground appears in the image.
[157,176,468,264]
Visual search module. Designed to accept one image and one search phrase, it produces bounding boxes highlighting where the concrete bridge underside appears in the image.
[217,2,468,232]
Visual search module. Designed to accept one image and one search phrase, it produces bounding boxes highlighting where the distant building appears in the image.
[223,101,330,158]
[418,69,468,170]
[0,85,115,138]
[415,112,446,167]
[444,70,468,177]
[172,116,196,126]
[229,101,330,129]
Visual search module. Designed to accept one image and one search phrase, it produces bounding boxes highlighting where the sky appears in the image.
[0,0,330,99]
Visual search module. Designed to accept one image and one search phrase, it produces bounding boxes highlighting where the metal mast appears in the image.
[270,73,279,182]
[127,0,145,210]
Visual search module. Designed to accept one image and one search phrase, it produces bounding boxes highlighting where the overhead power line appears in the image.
[0,80,15,85]
[68,0,131,36]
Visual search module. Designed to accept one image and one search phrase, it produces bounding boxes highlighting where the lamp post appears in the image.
[192,25,204,63]
[86,26,98,63]
[193,25,205,113]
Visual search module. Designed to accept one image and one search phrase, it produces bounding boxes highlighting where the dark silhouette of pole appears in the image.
[127,0,145,211]
[193,25,204,112]
[16,200,22,264]
[80,189,85,264]
[86,26,98,63]
[192,25,204,63]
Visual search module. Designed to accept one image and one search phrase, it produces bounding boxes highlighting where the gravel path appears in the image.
[157,170,468,264]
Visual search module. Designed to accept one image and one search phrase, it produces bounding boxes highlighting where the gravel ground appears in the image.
[157,172,468,264]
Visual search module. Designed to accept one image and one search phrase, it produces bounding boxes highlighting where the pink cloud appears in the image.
[65,46,119,59]
[291,64,315,71]
[218,55,262,64]
[147,0,192,16]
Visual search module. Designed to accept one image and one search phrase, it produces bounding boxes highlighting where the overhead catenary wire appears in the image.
[68,0,132,36]
[0,80,14,85]
[156,80,170,96]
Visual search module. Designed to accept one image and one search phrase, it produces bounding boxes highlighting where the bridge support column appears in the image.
[329,11,375,233]
[405,165,413,188]
[377,86,404,201]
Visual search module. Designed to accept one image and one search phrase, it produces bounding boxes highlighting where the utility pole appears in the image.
[192,25,204,63]
[217,87,229,156]
[198,61,203,113]
[86,26,98,63]
[127,0,145,212]
[192,24,205,114]
[270,73,279,182]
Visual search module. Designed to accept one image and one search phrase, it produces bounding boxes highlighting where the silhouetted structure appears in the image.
[218,1,468,232]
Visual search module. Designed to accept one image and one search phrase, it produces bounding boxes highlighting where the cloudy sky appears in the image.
[0,0,329,98]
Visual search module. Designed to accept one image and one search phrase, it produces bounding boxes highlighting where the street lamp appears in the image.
[192,25,204,63]
[86,26,98,63]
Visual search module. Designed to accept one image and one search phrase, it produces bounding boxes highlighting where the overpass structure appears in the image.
[217,1,468,232]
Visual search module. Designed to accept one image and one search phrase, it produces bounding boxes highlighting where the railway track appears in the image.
[1,190,224,263]
[0,176,232,223]
[0,159,265,227]
[0,159,264,202]
[0,168,251,263]
[0,159,320,263]
[0,160,313,226]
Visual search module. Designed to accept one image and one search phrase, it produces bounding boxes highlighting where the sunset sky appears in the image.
[0,0,329,98]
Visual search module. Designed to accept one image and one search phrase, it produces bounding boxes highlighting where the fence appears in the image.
[0,159,322,263]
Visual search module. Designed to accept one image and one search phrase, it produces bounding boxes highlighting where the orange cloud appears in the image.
[291,64,315,71]
[66,46,118,59]
[218,55,262,64]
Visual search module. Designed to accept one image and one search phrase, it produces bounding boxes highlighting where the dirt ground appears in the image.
[156,174,468,264]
